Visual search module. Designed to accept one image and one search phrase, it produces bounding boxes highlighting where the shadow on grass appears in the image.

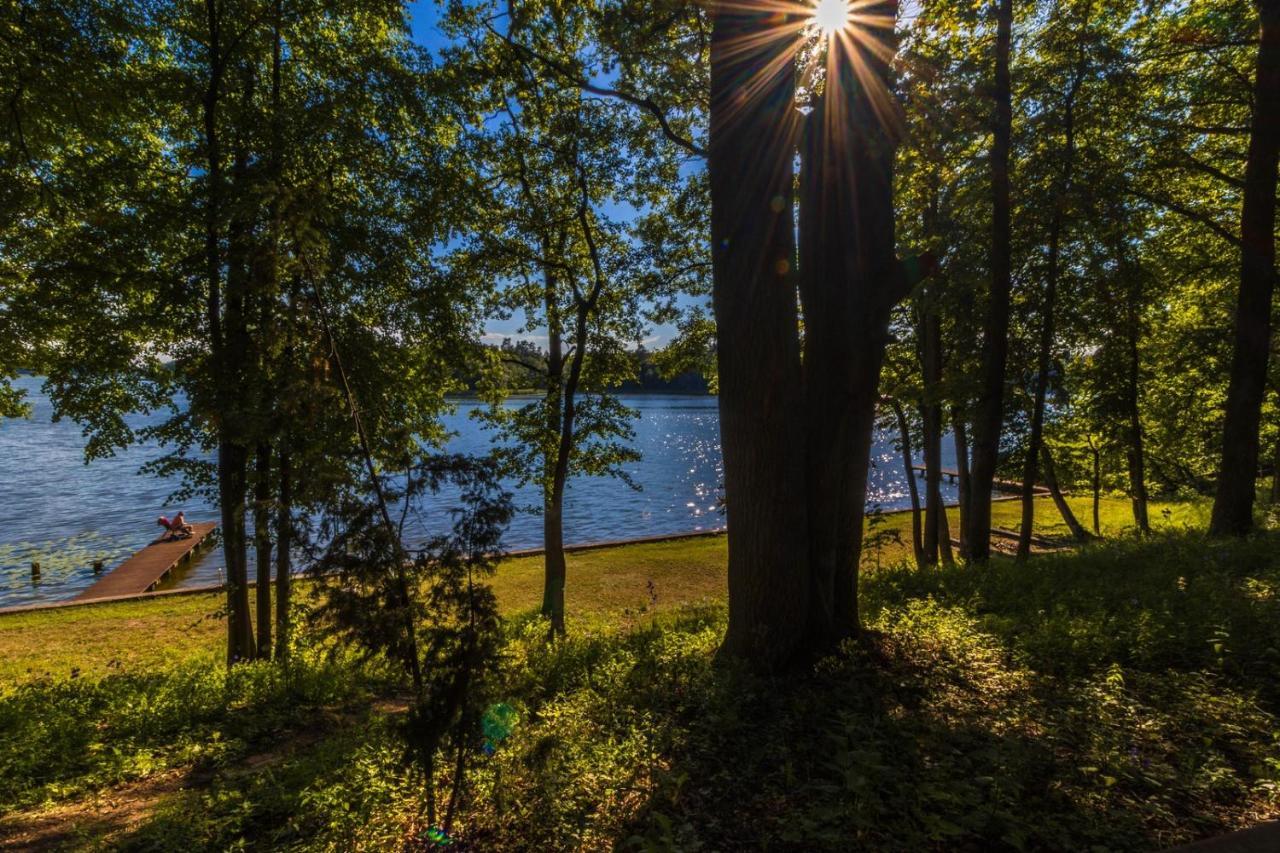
[0,645,389,817]
[109,706,409,851]
[477,533,1280,851]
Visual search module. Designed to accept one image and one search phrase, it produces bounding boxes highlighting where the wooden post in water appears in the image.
[93,560,104,574]
[31,561,41,583]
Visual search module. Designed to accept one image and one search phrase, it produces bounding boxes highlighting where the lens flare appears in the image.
[811,0,851,35]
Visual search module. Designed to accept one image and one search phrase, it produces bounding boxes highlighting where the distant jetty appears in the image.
[73,522,217,602]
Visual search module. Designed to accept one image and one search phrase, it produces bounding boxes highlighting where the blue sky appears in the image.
[402,1,695,348]
[406,2,451,54]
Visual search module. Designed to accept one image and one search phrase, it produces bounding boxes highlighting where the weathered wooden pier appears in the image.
[910,464,1048,495]
[72,522,217,602]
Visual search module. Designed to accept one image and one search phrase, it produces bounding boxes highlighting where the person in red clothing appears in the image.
[171,511,193,537]
[156,513,193,541]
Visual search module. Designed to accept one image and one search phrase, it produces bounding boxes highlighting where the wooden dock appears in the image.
[910,464,1047,495]
[73,522,217,602]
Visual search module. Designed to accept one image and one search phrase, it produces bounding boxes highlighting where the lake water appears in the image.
[0,375,957,608]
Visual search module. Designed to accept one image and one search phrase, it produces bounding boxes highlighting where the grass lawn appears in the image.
[3,494,1274,851]
[0,494,1197,684]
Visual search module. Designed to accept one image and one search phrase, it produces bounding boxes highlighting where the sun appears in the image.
[810,0,852,36]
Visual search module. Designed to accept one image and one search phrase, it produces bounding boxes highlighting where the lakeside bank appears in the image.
[0,494,1209,684]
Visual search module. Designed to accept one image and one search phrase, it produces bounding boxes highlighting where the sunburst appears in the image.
[810,0,852,36]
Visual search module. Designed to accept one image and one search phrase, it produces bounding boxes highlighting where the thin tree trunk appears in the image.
[539,233,567,635]
[1271,438,1280,504]
[952,408,972,556]
[201,0,249,666]
[937,502,954,565]
[887,398,924,567]
[308,277,422,695]
[275,444,291,661]
[224,69,259,662]
[542,175,609,637]
[920,394,942,567]
[1018,46,1085,561]
[966,0,1014,562]
[1040,444,1089,541]
[1127,423,1150,533]
[919,171,947,567]
[254,444,272,658]
[220,442,255,663]
[919,289,944,566]
[542,493,566,633]
[1089,436,1101,535]
[711,0,809,668]
[264,0,286,663]
[1210,0,1280,536]
[1124,295,1150,534]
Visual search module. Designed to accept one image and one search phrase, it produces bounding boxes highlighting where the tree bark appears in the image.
[1210,0,1280,536]
[711,0,809,668]
[966,0,1015,562]
[254,444,272,659]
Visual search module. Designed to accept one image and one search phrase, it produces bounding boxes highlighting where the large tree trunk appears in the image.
[1210,0,1280,536]
[966,0,1014,562]
[797,0,902,651]
[711,1,809,668]
[1018,47,1084,561]
[952,408,972,557]
[254,444,272,659]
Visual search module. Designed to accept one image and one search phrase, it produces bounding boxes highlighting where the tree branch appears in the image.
[1125,186,1242,249]
[486,20,705,158]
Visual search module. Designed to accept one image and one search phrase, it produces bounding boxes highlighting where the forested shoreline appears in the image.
[2,0,1278,847]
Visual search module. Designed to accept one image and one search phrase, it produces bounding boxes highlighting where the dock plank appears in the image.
[73,522,218,601]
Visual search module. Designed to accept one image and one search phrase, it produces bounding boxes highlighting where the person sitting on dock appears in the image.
[157,513,194,541]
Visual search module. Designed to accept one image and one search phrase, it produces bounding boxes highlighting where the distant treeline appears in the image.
[459,340,710,395]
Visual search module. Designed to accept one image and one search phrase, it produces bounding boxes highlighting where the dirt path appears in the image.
[0,766,208,851]
[0,699,410,851]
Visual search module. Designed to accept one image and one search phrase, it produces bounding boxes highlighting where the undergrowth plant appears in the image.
[308,452,513,839]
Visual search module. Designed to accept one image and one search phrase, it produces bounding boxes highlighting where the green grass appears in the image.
[0,495,1188,684]
[4,495,1275,851]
